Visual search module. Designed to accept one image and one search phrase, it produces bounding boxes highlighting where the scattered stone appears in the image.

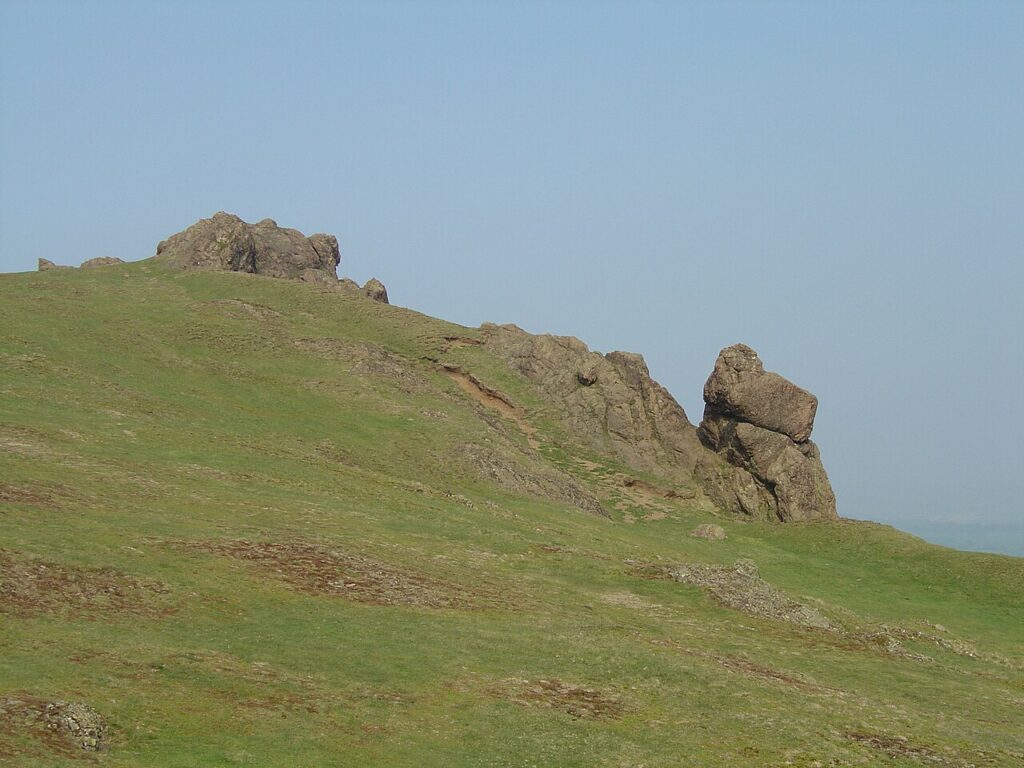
[362,278,389,303]
[690,523,727,541]
[155,212,340,281]
[37,258,70,271]
[646,559,835,630]
[0,697,107,752]
[698,345,837,521]
[43,701,107,751]
[80,256,125,268]
[457,443,607,518]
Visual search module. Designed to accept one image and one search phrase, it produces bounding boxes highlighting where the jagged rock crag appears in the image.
[482,327,836,522]
[697,344,836,521]
[481,323,705,484]
[155,212,341,283]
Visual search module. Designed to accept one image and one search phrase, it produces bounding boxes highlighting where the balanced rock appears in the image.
[698,345,836,522]
[703,344,817,442]
[362,278,389,304]
[155,212,340,281]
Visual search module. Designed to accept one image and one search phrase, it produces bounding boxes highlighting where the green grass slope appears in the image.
[1,261,1022,767]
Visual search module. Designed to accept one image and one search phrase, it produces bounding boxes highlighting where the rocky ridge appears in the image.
[36,212,834,522]
[480,325,836,521]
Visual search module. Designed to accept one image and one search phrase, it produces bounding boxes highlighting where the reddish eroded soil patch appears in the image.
[492,678,624,720]
[0,549,173,619]
[184,539,500,609]
[440,365,540,449]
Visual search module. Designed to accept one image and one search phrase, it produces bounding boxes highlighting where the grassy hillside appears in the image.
[2,260,1022,767]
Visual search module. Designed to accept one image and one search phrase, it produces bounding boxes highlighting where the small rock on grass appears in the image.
[690,523,727,541]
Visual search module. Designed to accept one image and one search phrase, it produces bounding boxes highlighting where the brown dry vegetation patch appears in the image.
[196,299,282,319]
[492,678,624,720]
[0,549,173,619]
[442,335,484,351]
[844,731,993,767]
[184,540,499,609]
[295,338,429,393]
[0,482,66,508]
[651,639,840,695]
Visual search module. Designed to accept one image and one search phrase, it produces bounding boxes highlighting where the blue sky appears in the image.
[2,0,1022,554]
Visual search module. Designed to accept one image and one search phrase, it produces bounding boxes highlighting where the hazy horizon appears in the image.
[2,1,1021,555]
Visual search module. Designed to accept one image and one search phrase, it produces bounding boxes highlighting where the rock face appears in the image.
[155,212,340,281]
[481,323,704,483]
[697,345,836,521]
[81,256,125,268]
[362,278,389,304]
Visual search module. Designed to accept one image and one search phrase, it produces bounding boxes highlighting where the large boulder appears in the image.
[155,212,340,281]
[703,343,817,442]
[698,345,836,521]
[81,256,125,268]
[362,278,389,304]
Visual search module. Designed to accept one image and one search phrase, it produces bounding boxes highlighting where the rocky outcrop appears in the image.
[155,212,340,281]
[697,345,836,521]
[81,256,125,268]
[37,258,70,271]
[362,278,389,304]
[483,327,836,523]
[481,323,705,484]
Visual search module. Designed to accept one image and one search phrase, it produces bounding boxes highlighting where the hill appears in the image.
[1,252,1022,766]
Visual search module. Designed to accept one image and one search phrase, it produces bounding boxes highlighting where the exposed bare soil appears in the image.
[441,365,540,449]
[182,539,500,609]
[0,482,64,507]
[651,638,841,695]
[491,678,624,720]
[0,549,173,619]
[845,731,993,767]
[294,338,429,392]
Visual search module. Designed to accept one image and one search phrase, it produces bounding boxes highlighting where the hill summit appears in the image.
[3,216,1022,766]
[154,212,837,523]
